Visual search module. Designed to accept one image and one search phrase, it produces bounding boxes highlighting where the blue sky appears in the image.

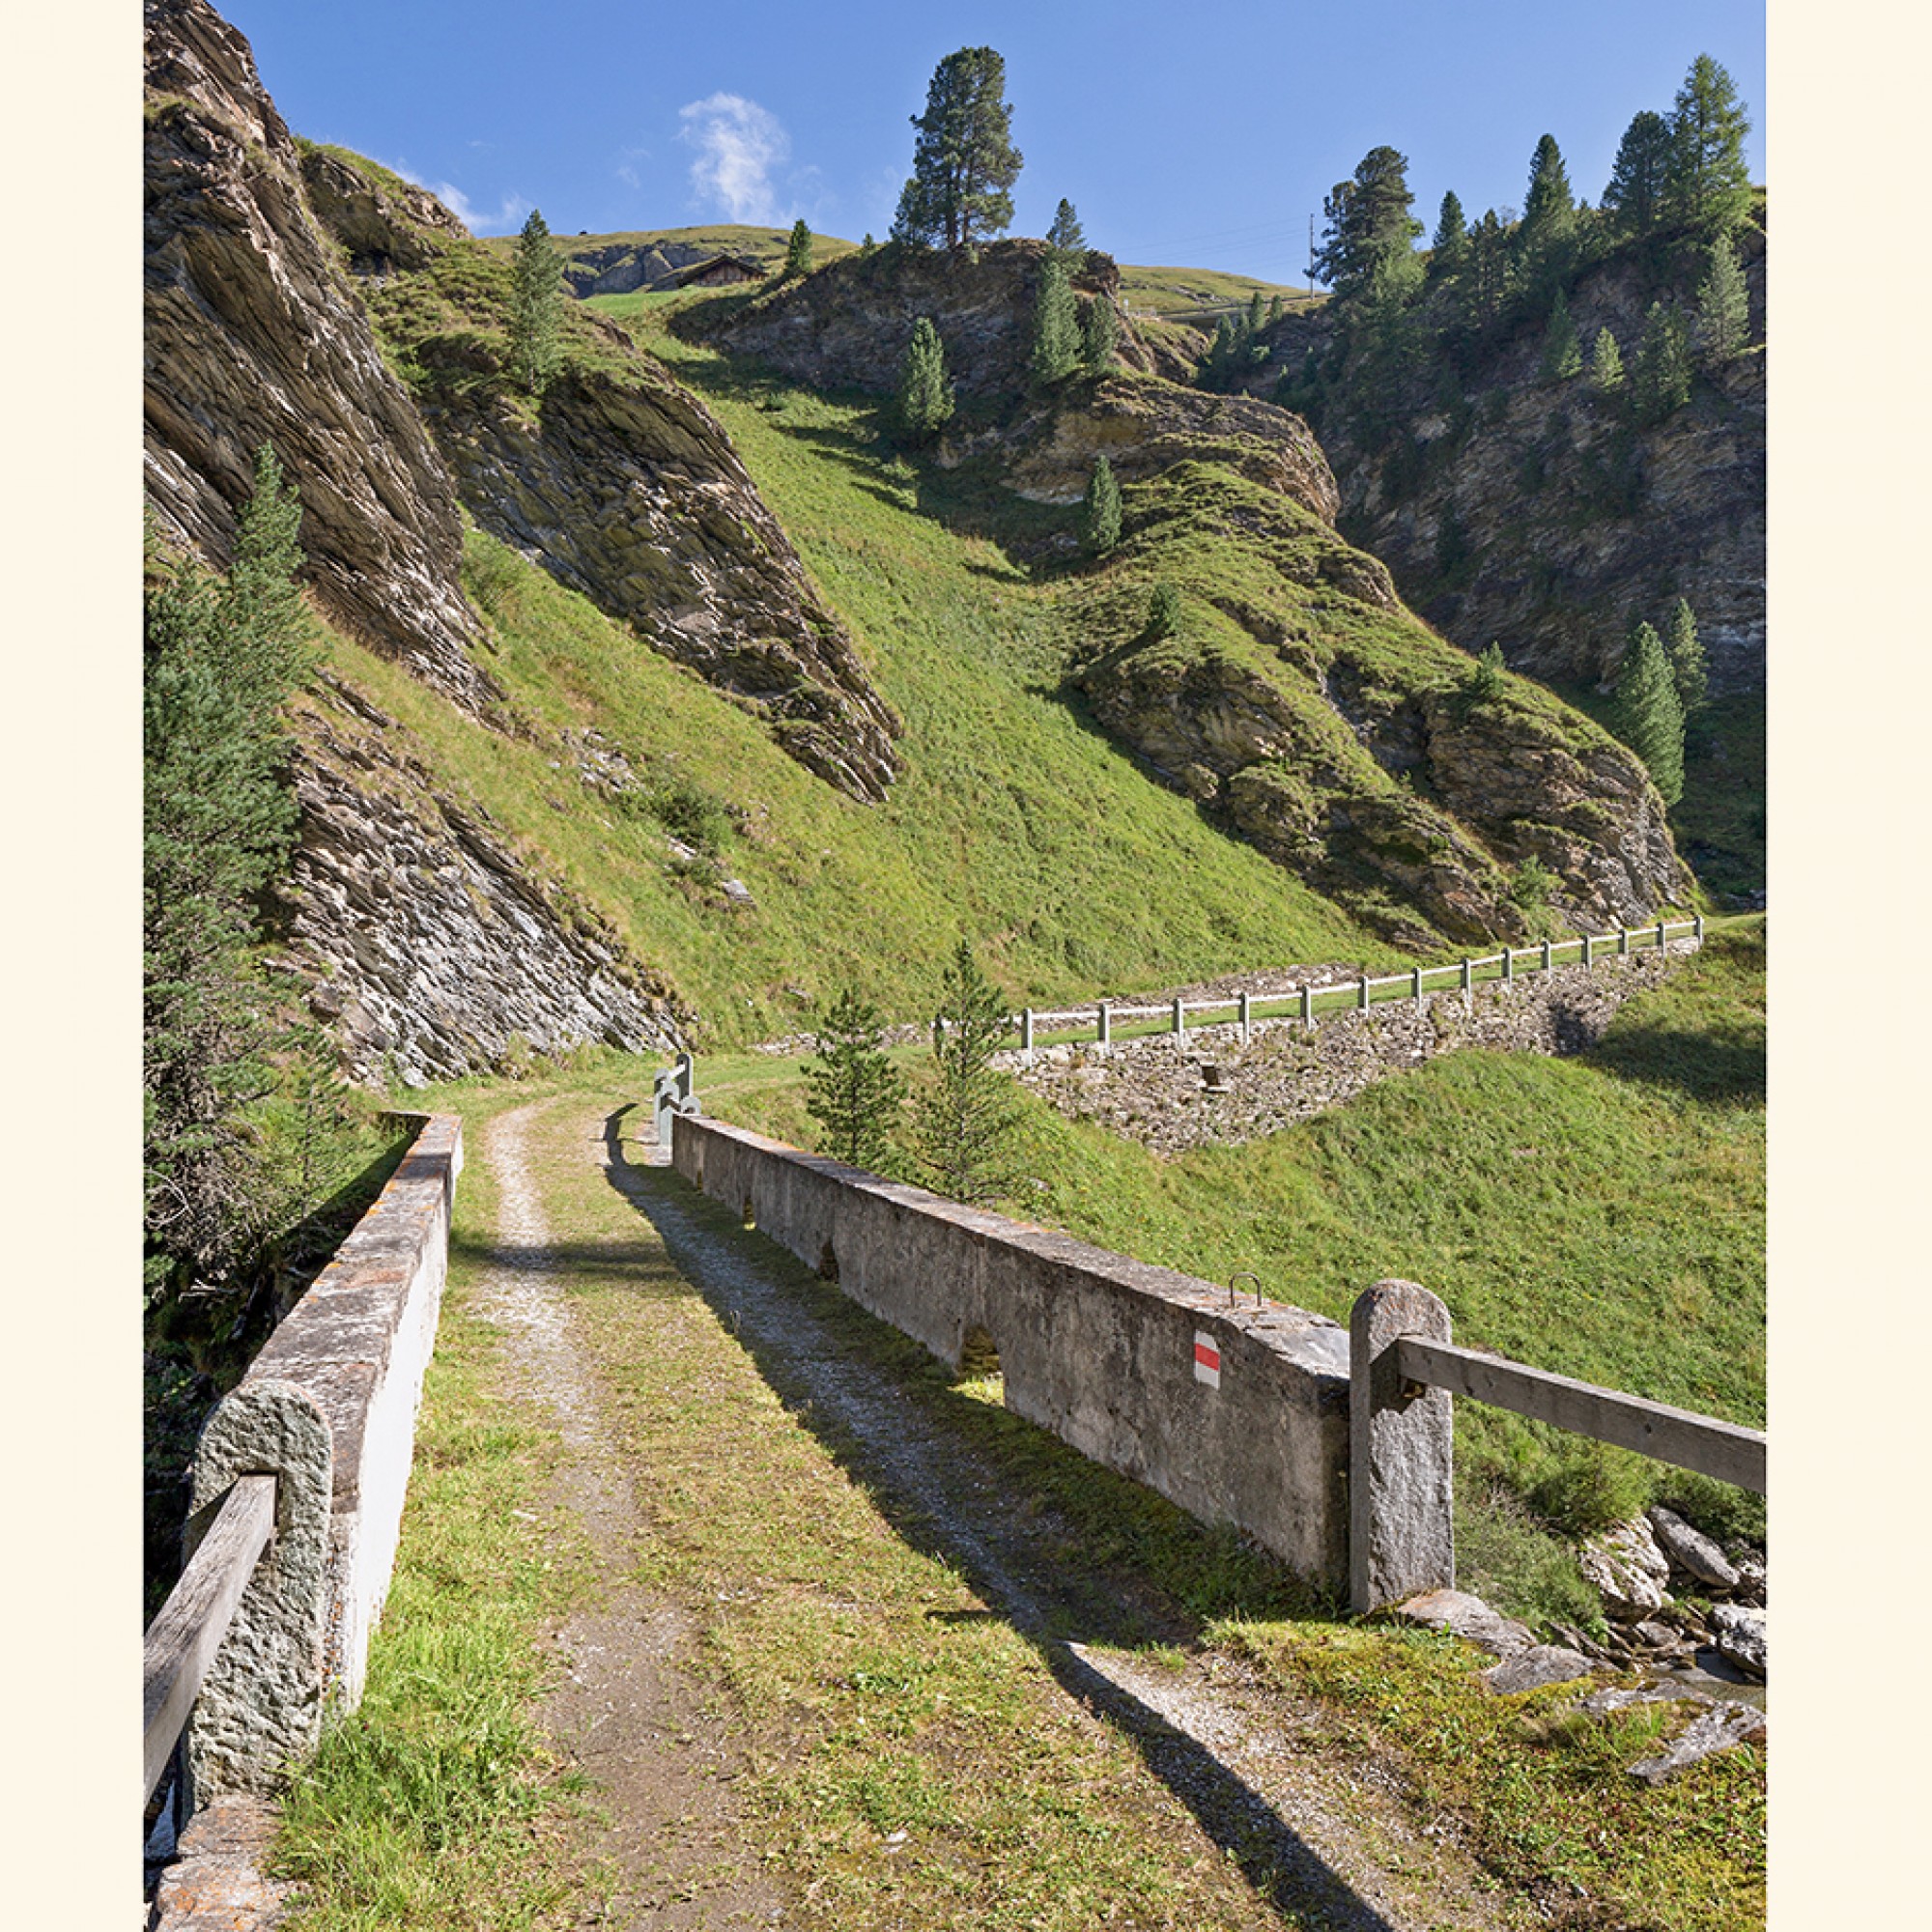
[222,1,1764,280]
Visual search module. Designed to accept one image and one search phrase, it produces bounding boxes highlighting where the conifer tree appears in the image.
[1664,597,1709,716]
[1694,230,1749,366]
[1030,254,1080,384]
[893,46,1023,250]
[910,941,1028,1208]
[145,448,318,1300]
[1609,620,1685,806]
[1046,197,1086,263]
[1429,189,1469,283]
[1267,294,1285,326]
[1603,110,1672,241]
[1314,146,1424,302]
[1664,54,1754,235]
[1080,291,1118,372]
[1590,326,1625,393]
[895,316,954,443]
[783,216,813,276]
[1246,288,1267,339]
[1632,299,1691,422]
[1517,133,1577,295]
[510,207,563,394]
[1081,454,1122,556]
[1539,286,1582,382]
[1460,209,1512,331]
[804,988,908,1174]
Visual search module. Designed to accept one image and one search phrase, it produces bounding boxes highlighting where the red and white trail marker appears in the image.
[1193,1330,1221,1388]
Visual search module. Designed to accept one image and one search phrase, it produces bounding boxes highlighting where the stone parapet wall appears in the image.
[671,1116,1350,1588]
[183,1113,463,1802]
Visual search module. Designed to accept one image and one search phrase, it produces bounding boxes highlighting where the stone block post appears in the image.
[1460,958,1472,1012]
[1657,919,1667,952]
[1583,933,1594,968]
[1502,948,1514,982]
[1173,996,1186,1047]
[1020,1008,1035,1065]
[1411,966,1423,1005]
[1357,974,1370,1010]
[1096,1000,1111,1048]
[1618,925,1630,956]
[1542,939,1552,972]
[1301,984,1315,1030]
[1238,990,1252,1043]
[1350,1280,1455,1614]
[1694,913,1705,944]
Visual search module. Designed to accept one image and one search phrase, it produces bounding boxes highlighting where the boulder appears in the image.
[1648,1506,1741,1590]
[1394,1588,1533,1659]
[1578,1516,1672,1616]
[1710,1604,1767,1680]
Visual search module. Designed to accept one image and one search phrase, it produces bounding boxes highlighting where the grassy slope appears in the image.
[314,348,1379,1050]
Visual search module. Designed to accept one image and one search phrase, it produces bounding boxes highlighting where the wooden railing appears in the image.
[142,1474,276,1804]
[1007,915,1705,1057]
[1349,1279,1765,1613]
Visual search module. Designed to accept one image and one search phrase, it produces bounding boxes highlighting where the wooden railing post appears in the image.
[1350,1281,1455,1614]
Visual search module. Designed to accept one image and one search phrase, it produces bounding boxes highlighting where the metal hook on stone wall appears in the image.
[1229,1270,1263,1309]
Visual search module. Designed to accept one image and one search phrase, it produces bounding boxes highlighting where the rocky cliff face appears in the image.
[298,159,901,804]
[287,676,688,1084]
[713,240,1195,398]
[1266,232,1766,696]
[143,0,489,708]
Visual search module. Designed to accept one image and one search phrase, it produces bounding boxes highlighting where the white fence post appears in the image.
[1173,995,1186,1047]
[1020,1008,1035,1065]
[1301,983,1315,1030]
[1238,989,1252,1043]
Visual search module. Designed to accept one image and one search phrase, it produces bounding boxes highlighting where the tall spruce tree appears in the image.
[1080,291,1119,371]
[910,942,1028,1208]
[1314,146,1424,303]
[1539,287,1582,381]
[1030,254,1080,384]
[1590,326,1626,393]
[1081,455,1122,556]
[1665,54,1754,235]
[1664,597,1709,717]
[1694,230,1750,366]
[784,217,813,276]
[510,207,563,394]
[1610,620,1685,806]
[804,988,908,1174]
[892,46,1022,250]
[145,448,318,1300]
[1429,189,1470,283]
[1632,299,1691,422]
[1461,209,1512,331]
[1517,133,1577,296]
[895,316,954,442]
[1603,110,1672,241]
[1046,197,1086,263]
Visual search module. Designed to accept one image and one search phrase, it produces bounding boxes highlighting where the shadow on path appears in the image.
[598,1107,1411,1932]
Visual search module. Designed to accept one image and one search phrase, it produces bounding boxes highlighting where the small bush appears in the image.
[1147,582,1182,639]
[1530,1438,1653,1538]
[651,775,731,854]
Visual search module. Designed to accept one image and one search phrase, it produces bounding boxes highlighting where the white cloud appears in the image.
[383,156,530,236]
[677,93,790,225]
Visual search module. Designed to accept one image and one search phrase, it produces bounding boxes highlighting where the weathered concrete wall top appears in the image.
[671,1115,1350,1589]
[185,1113,463,1801]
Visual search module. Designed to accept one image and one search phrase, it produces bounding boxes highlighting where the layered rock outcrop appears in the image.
[143,0,489,707]
[286,677,687,1085]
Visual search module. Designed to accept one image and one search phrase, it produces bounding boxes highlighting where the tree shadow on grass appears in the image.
[1584,1021,1765,1105]
[593,1106,1406,1931]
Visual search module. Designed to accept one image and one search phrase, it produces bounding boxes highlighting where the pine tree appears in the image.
[910,942,1028,1208]
[1466,640,1508,702]
[1539,287,1582,382]
[804,988,908,1174]
[1046,197,1086,263]
[1267,294,1285,326]
[1030,255,1080,384]
[1080,454,1122,556]
[1314,146,1424,303]
[783,217,813,277]
[1590,327,1625,393]
[1246,288,1267,339]
[895,316,954,443]
[1694,230,1749,366]
[1665,54,1754,235]
[893,46,1023,250]
[1429,189,1469,283]
[510,207,563,394]
[1632,299,1691,422]
[1080,291,1118,372]
[1664,597,1709,716]
[1148,582,1182,639]
[1603,110,1672,241]
[1609,620,1685,806]
[145,449,318,1301]
[1517,133,1577,296]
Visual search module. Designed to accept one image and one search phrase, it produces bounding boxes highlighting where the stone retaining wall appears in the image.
[670,1116,1351,1588]
[182,1113,464,1803]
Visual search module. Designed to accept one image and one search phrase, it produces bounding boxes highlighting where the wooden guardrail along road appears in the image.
[142,1474,276,1804]
[1393,1337,1766,1493]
